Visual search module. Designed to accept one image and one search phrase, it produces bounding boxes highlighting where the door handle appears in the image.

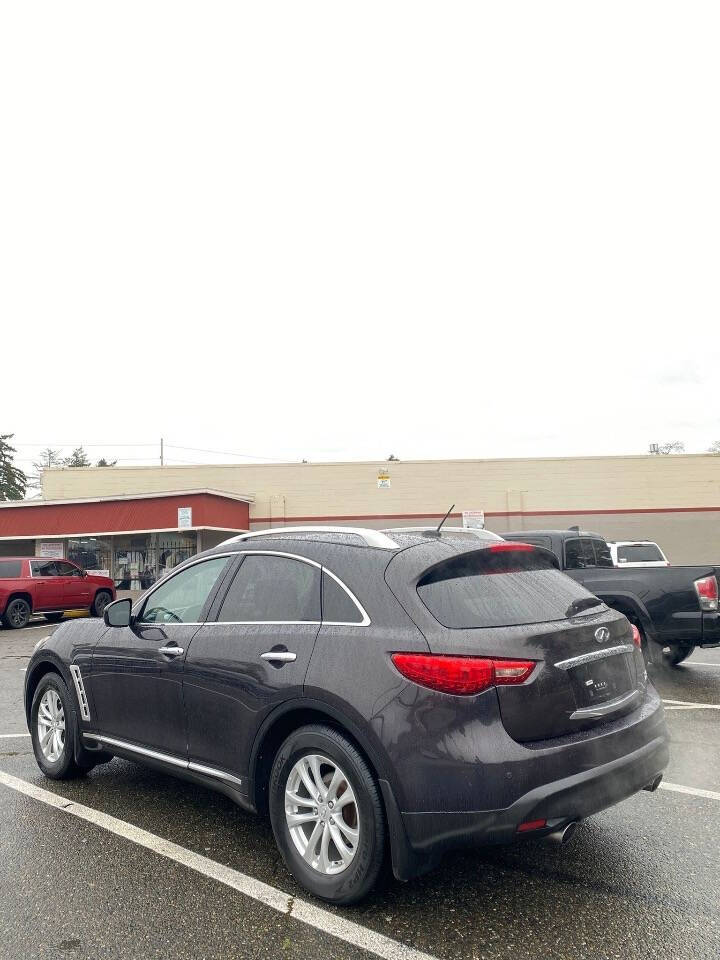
[159,646,184,657]
[261,651,297,663]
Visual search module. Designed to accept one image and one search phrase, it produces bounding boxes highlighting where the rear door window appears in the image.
[218,554,321,623]
[590,540,614,567]
[0,560,22,578]
[417,549,597,628]
[30,560,59,577]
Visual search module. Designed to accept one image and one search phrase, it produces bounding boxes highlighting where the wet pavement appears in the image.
[1,620,719,960]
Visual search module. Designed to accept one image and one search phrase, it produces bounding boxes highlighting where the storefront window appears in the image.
[67,538,112,575]
[114,532,197,589]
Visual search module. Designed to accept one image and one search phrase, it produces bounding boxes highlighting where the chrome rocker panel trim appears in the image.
[82,733,243,789]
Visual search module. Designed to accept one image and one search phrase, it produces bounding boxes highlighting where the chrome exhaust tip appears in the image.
[643,774,663,793]
[545,821,578,845]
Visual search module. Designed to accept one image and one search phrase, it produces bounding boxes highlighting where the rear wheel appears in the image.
[269,724,385,904]
[30,674,88,779]
[91,591,112,618]
[662,642,695,667]
[44,612,65,623]
[2,598,31,629]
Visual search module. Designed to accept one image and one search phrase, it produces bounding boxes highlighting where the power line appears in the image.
[166,443,295,462]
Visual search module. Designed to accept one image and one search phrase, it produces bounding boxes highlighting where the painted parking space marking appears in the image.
[662,699,720,710]
[659,781,720,802]
[0,770,437,960]
[684,661,720,668]
[0,733,30,739]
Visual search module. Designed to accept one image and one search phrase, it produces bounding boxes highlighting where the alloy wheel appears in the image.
[9,600,29,628]
[284,754,360,875]
[37,689,66,763]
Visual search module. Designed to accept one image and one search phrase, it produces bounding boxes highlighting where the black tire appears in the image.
[2,598,31,629]
[662,642,696,667]
[269,724,385,905]
[44,612,65,623]
[91,591,112,618]
[30,673,88,780]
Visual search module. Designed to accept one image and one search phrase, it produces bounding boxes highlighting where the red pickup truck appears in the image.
[0,558,115,629]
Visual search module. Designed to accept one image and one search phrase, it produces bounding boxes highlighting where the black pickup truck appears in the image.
[503,528,720,666]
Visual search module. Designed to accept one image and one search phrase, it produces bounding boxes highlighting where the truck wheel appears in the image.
[91,591,112,618]
[2,598,31,629]
[662,642,695,667]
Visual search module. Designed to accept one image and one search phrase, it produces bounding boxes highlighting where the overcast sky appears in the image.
[2,2,718,479]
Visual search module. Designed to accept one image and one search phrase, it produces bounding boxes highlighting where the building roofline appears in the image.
[0,489,255,509]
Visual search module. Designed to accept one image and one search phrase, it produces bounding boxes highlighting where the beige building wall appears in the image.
[40,455,720,564]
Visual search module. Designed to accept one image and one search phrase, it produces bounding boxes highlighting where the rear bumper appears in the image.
[384,687,669,880]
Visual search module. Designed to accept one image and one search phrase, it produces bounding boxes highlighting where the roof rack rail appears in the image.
[220,526,400,549]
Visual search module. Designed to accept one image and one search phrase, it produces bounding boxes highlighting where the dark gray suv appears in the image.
[25,526,669,903]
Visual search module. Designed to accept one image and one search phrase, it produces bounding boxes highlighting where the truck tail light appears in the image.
[694,575,718,612]
[390,653,536,696]
[631,624,642,648]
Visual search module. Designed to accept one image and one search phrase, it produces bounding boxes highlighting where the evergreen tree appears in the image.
[0,434,27,501]
[63,447,91,468]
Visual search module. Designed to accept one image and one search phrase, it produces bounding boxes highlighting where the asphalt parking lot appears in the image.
[1,620,719,960]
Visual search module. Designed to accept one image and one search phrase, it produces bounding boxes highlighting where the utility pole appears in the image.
[160,438,164,466]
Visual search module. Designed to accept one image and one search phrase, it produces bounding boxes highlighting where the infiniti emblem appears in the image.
[595,627,611,644]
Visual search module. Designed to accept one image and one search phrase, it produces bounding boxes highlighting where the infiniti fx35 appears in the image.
[25,526,669,904]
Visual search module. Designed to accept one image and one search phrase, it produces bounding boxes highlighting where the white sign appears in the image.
[178,507,193,529]
[462,510,485,530]
[377,471,391,489]
[86,569,110,578]
[38,541,64,559]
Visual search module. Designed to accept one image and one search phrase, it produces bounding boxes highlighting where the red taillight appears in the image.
[489,543,535,553]
[631,624,642,649]
[390,653,536,696]
[694,575,718,612]
[517,818,547,833]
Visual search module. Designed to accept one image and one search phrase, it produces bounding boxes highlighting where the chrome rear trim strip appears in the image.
[554,643,635,671]
[81,733,242,788]
[569,688,641,720]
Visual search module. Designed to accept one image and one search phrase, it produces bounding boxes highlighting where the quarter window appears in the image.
[217,555,321,623]
[140,557,230,624]
[0,560,22,578]
[321,571,364,624]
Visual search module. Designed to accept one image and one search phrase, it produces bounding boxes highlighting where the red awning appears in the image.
[0,491,250,538]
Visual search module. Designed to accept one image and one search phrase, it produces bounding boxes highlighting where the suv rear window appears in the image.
[417,549,598,628]
[0,560,22,578]
[617,544,664,563]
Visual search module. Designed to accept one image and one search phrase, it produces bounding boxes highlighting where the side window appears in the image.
[31,560,58,577]
[56,561,81,577]
[322,571,365,624]
[141,557,230,624]
[217,555,321,623]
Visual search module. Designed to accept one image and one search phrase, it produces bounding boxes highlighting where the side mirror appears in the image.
[81,569,88,577]
[104,597,133,628]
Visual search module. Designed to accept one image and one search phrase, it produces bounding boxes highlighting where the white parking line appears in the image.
[0,733,30,739]
[660,781,720,802]
[0,770,437,960]
[684,661,720,668]
[662,699,720,710]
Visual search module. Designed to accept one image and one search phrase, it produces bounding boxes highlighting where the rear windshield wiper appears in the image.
[565,596,604,618]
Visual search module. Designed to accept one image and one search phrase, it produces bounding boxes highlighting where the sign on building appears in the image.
[377,471,391,489]
[462,510,485,530]
[37,541,64,559]
[177,507,193,529]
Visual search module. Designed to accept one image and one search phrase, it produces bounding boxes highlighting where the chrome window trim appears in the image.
[214,550,370,627]
[221,526,399,550]
[69,664,91,722]
[554,643,635,671]
[82,733,243,788]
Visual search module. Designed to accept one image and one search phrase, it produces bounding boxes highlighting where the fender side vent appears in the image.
[69,664,91,722]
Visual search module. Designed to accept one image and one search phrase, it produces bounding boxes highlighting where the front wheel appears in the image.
[662,642,695,667]
[269,725,386,904]
[2,598,31,629]
[91,591,112,618]
[30,674,87,779]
